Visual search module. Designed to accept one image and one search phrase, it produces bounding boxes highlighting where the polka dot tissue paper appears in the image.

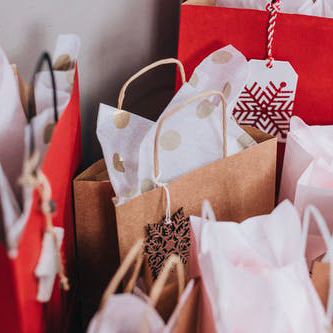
[97,45,257,205]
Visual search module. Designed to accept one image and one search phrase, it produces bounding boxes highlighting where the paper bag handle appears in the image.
[28,52,58,157]
[153,90,227,178]
[302,206,333,325]
[148,254,185,308]
[117,58,186,110]
[28,52,58,123]
[99,239,144,308]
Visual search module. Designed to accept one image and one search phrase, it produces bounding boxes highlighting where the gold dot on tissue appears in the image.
[53,54,72,71]
[196,99,215,118]
[237,133,255,149]
[113,153,125,172]
[113,110,130,129]
[44,123,56,144]
[124,185,138,198]
[141,178,155,193]
[160,130,181,150]
[189,73,199,87]
[222,82,231,99]
[212,51,233,64]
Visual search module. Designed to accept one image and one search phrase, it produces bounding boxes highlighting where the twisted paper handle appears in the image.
[99,239,145,309]
[118,58,186,110]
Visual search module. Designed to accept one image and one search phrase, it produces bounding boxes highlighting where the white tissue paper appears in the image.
[98,45,257,205]
[279,117,333,263]
[190,200,328,333]
[137,45,254,191]
[0,34,80,254]
[97,104,154,204]
[30,34,81,165]
[0,47,27,203]
[215,0,333,18]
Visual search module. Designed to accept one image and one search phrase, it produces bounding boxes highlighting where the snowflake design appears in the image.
[233,81,295,142]
[144,207,190,279]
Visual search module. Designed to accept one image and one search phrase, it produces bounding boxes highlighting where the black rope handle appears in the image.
[28,52,58,157]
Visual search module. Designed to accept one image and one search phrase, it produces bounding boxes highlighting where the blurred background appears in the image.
[0,0,181,167]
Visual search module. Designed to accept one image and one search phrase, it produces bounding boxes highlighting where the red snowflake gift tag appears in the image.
[233,60,298,143]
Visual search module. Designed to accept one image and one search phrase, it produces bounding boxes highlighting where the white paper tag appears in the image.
[233,60,298,142]
[35,227,64,303]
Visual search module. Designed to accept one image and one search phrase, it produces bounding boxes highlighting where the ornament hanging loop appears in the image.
[266,0,281,69]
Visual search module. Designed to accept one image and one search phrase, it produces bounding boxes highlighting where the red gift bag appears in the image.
[177,4,333,178]
[0,53,81,333]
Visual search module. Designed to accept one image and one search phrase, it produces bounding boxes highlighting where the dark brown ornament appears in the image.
[144,207,190,279]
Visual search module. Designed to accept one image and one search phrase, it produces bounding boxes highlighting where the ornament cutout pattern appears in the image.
[233,81,294,142]
[145,207,190,279]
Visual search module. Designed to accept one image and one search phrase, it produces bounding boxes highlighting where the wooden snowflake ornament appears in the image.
[144,207,190,279]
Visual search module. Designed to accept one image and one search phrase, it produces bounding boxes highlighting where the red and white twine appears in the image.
[266,0,281,68]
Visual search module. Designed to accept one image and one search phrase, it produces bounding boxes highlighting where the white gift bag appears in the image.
[279,116,333,261]
[190,200,330,333]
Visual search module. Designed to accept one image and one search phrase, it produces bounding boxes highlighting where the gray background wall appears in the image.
[0,0,180,167]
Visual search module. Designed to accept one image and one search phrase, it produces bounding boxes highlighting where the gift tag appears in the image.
[233,60,298,142]
[35,227,64,302]
[144,207,190,279]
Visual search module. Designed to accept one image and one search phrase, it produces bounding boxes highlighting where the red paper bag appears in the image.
[0,52,81,333]
[177,4,333,178]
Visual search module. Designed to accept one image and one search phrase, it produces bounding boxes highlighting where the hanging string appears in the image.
[20,156,69,291]
[152,172,172,225]
[266,0,281,68]
[37,170,69,291]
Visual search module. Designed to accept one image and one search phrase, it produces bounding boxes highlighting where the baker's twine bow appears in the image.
[152,172,171,225]
[266,0,281,68]
[19,153,69,291]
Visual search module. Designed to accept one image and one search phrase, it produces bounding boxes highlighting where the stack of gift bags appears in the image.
[2,1,333,332]
[72,1,333,332]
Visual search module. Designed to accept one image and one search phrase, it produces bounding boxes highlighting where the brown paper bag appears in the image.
[312,261,330,310]
[172,280,200,333]
[73,159,120,329]
[115,91,277,272]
